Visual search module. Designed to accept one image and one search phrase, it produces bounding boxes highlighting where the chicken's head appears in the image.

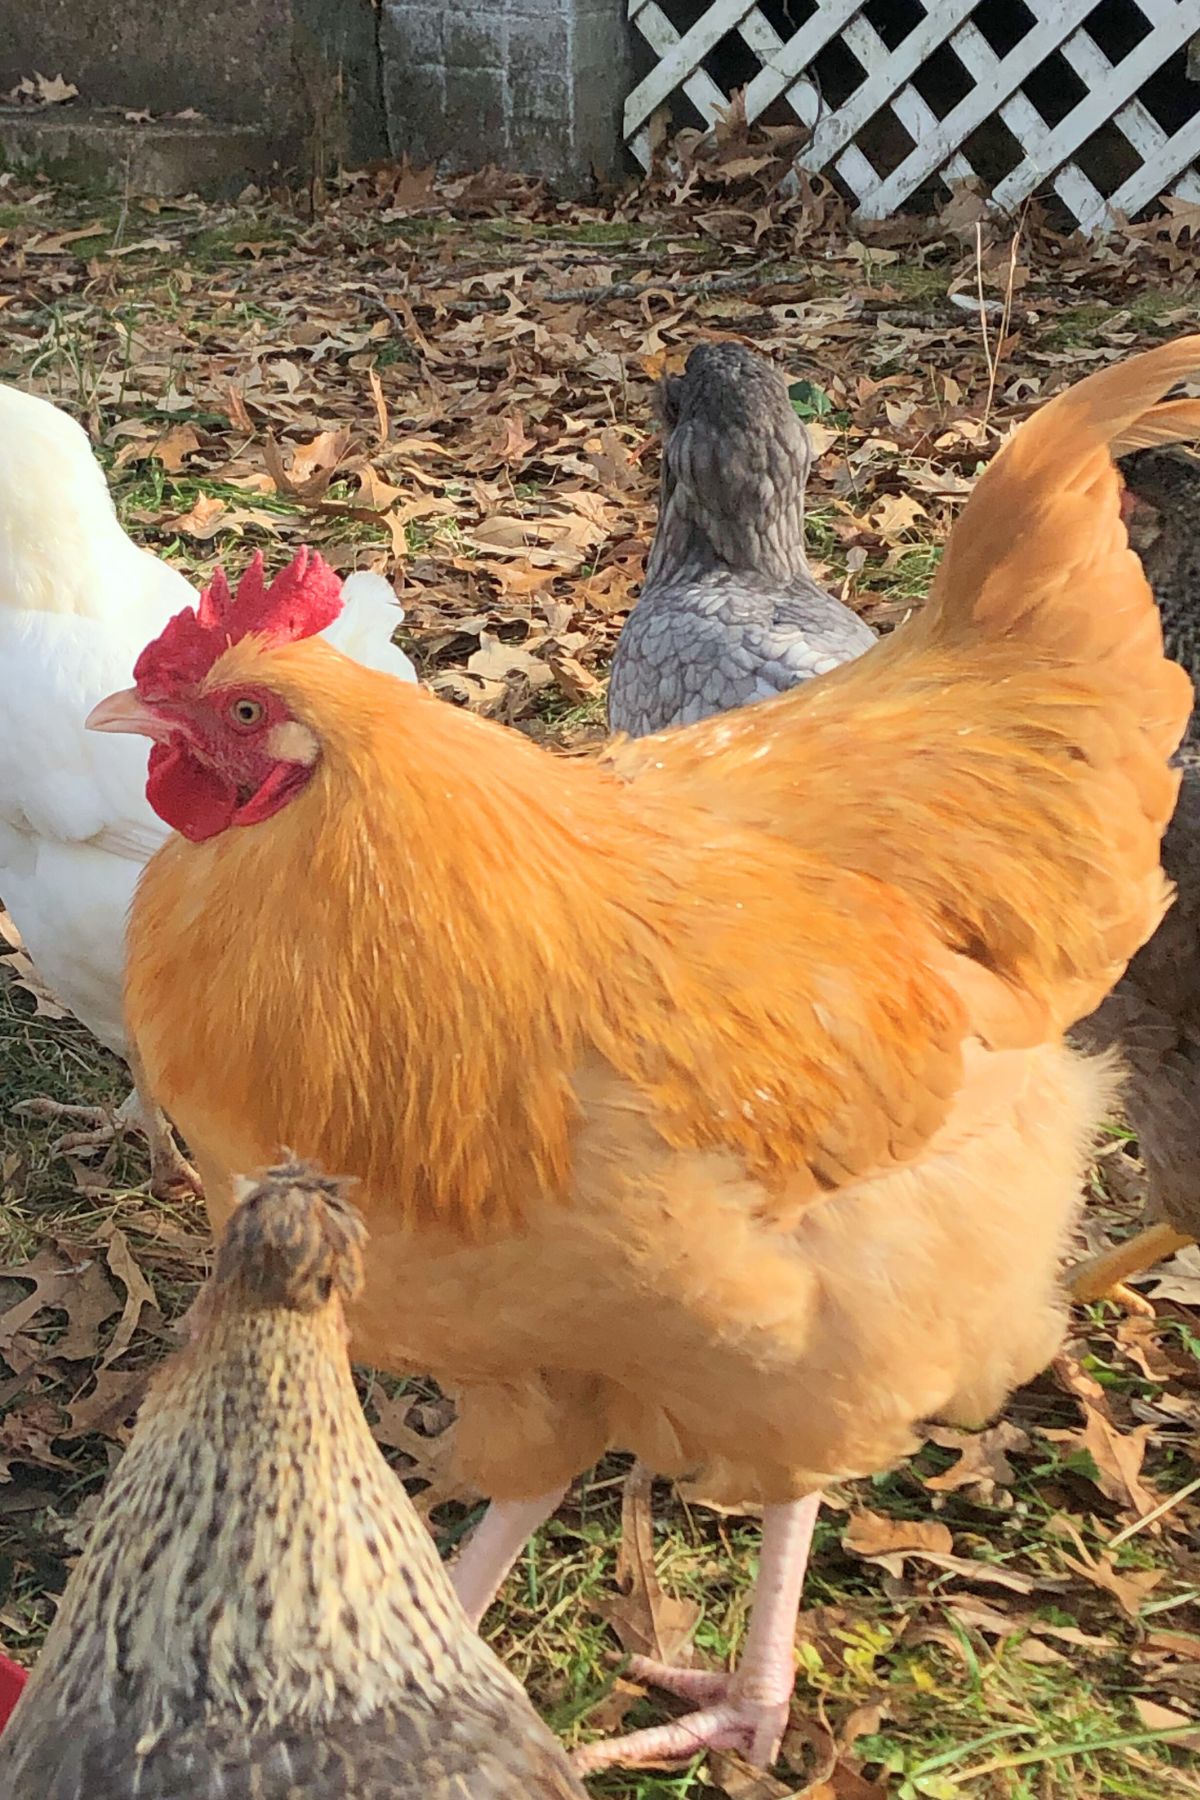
[87,547,343,843]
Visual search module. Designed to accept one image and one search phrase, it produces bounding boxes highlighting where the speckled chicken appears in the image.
[1070,444,1200,1303]
[0,1160,585,1800]
[607,340,875,736]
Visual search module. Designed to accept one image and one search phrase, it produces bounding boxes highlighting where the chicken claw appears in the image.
[1066,1219,1193,1310]
[16,1090,202,1202]
[574,1669,788,1773]
[574,1493,819,1775]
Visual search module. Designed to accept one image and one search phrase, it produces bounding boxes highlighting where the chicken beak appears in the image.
[86,688,169,739]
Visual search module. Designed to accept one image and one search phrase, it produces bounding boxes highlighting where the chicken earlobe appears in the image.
[0,1160,585,1800]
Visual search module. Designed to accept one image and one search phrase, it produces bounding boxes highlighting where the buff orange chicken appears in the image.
[91,342,1200,1773]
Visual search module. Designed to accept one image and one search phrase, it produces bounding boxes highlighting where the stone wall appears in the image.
[0,0,389,187]
[0,0,630,195]
[380,0,631,193]
[0,0,296,124]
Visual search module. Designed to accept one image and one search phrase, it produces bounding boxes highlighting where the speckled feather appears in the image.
[607,341,875,736]
[0,1164,584,1800]
[124,341,1199,1508]
[1073,446,1200,1238]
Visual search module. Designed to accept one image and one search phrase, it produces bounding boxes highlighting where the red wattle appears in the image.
[146,743,238,842]
[145,744,314,841]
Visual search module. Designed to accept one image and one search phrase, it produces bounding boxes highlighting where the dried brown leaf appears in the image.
[168,492,228,539]
[357,465,406,512]
[1051,1347,1156,1511]
[709,1752,804,1799]
[1131,1699,1200,1748]
[0,1249,76,1354]
[869,492,927,541]
[1144,1244,1200,1305]
[843,1509,953,1559]
[100,1228,159,1367]
[1063,1552,1167,1618]
[545,645,603,705]
[226,387,254,432]
[598,1462,701,1664]
[63,1366,150,1442]
[5,948,70,1019]
[0,1398,72,1475]
[151,423,201,473]
[923,1421,1030,1498]
[367,368,389,447]
[52,1259,121,1361]
[8,71,79,106]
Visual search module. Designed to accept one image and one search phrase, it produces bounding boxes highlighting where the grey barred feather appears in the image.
[608,341,875,737]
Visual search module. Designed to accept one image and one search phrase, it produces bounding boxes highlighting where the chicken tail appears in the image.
[1112,395,1200,456]
[924,342,1200,697]
[901,337,1200,1030]
[215,1157,366,1314]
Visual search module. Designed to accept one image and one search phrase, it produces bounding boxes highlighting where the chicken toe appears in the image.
[1067,1219,1194,1308]
[140,1100,203,1202]
[16,1089,201,1201]
[574,1494,819,1775]
[15,1091,135,1181]
[573,1692,789,1773]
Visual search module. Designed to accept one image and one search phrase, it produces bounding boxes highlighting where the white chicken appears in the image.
[0,381,417,1196]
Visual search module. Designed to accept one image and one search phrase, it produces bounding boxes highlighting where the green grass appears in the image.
[1045,291,1185,351]
[184,216,301,265]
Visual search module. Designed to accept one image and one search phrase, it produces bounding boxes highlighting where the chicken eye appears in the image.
[229,697,265,730]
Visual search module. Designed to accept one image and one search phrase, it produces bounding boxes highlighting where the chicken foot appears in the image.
[574,1493,820,1774]
[17,1088,201,1203]
[1067,1219,1195,1310]
[450,1487,567,1627]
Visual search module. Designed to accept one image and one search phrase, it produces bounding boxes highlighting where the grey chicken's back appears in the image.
[609,570,875,733]
[1074,747,1200,1239]
[608,339,874,738]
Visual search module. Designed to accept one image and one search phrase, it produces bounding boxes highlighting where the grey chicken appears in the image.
[1069,445,1200,1304]
[0,1159,585,1800]
[607,340,876,737]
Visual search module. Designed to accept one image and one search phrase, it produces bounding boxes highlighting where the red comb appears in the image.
[134,547,344,693]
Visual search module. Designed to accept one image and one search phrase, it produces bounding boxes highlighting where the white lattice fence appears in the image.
[626,0,1200,232]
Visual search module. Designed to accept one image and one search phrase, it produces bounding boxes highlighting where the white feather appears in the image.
[327,571,418,681]
[0,382,416,1062]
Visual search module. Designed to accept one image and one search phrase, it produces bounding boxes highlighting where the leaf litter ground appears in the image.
[0,143,1199,1799]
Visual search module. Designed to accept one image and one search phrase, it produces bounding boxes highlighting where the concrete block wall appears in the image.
[380,0,631,193]
[0,0,630,196]
[0,0,296,124]
[0,0,388,191]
